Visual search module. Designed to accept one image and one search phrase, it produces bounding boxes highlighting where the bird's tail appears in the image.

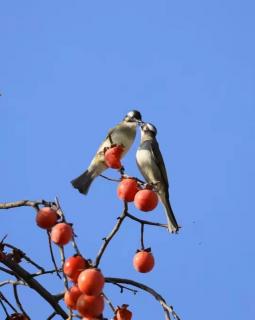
[71,170,94,195]
[161,195,179,233]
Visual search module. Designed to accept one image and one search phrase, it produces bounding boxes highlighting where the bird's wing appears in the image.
[105,127,116,145]
[150,139,169,193]
[96,126,117,155]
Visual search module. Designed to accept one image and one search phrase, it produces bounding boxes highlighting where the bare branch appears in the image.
[94,202,128,267]
[0,200,54,210]
[0,296,10,317]
[4,243,45,273]
[0,290,17,313]
[105,277,181,320]
[47,231,62,280]
[126,212,168,228]
[31,268,62,278]
[47,312,57,320]
[110,282,138,295]
[13,284,30,319]
[99,174,121,182]
[102,292,116,313]
[71,234,81,256]
[0,280,25,288]
[59,246,69,290]
[0,266,15,276]
[0,255,68,319]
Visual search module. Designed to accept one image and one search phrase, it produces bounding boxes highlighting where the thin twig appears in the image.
[0,266,15,276]
[59,246,69,290]
[99,174,121,182]
[94,202,128,267]
[102,292,116,313]
[0,280,25,288]
[0,200,54,210]
[71,234,81,256]
[47,231,62,279]
[13,284,30,319]
[4,243,45,273]
[47,312,57,320]
[0,297,9,317]
[31,268,62,278]
[111,282,138,295]
[55,197,66,222]
[126,212,168,228]
[0,290,17,313]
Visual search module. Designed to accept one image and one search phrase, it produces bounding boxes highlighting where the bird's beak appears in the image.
[137,119,144,126]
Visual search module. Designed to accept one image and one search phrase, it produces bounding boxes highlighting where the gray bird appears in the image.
[71,110,142,195]
[136,123,179,233]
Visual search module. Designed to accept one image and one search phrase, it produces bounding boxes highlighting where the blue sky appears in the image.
[1,1,255,319]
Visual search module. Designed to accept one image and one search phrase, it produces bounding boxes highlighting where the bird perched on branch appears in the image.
[136,123,179,233]
[71,110,142,195]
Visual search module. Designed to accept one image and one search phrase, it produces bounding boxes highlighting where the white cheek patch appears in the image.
[127,111,135,118]
[146,123,157,135]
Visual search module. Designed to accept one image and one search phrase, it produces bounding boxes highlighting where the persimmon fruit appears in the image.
[133,249,155,273]
[134,189,158,211]
[104,145,124,169]
[78,268,105,296]
[64,255,89,282]
[76,294,104,318]
[64,285,82,309]
[36,207,58,229]
[50,222,73,246]
[7,314,28,320]
[117,178,139,202]
[116,304,132,320]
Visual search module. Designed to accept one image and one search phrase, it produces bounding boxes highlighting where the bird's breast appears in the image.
[136,148,160,184]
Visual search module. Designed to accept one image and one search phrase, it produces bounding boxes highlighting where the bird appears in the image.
[71,110,142,195]
[136,122,179,233]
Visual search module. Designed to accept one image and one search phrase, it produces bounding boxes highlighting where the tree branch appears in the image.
[13,283,30,319]
[47,231,62,280]
[0,200,54,210]
[94,202,128,267]
[105,277,181,320]
[0,256,68,319]
[126,212,168,228]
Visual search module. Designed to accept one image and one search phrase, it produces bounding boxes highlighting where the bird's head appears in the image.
[124,110,143,124]
[140,122,157,137]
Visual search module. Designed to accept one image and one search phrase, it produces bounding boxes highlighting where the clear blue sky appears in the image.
[1,1,255,319]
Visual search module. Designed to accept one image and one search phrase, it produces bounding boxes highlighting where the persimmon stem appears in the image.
[140,223,145,250]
